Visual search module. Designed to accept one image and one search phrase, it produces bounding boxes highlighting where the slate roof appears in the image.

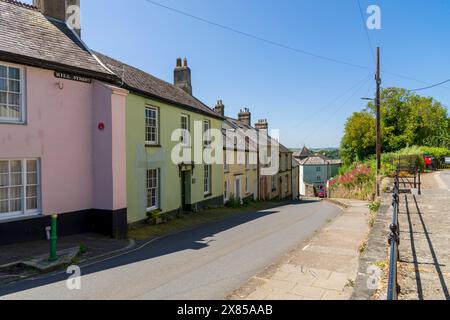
[0,0,117,81]
[298,156,342,166]
[94,52,223,120]
[293,146,314,158]
[222,117,258,151]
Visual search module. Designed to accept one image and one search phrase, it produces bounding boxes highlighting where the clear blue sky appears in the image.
[25,0,450,148]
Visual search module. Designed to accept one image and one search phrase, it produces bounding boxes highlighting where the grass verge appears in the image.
[128,201,287,241]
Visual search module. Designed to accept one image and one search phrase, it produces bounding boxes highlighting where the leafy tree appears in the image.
[341,87,450,164]
[340,111,376,164]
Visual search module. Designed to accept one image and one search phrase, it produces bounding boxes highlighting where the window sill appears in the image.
[0,120,26,126]
[0,212,42,223]
[204,193,212,198]
[145,143,162,148]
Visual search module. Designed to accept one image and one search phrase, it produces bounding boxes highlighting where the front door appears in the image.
[181,171,191,211]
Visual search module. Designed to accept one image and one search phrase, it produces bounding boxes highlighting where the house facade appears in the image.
[96,54,224,224]
[297,156,341,196]
[256,120,295,201]
[214,103,258,204]
[0,0,128,245]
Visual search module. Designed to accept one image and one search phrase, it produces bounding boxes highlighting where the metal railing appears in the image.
[387,165,400,300]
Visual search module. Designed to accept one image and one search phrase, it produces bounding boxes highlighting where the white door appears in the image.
[235,177,242,200]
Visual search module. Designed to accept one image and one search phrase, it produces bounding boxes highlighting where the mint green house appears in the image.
[96,54,224,224]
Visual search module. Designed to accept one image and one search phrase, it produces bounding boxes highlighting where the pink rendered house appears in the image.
[0,0,128,245]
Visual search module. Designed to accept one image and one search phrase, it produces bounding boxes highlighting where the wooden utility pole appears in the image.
[376,47,382,196]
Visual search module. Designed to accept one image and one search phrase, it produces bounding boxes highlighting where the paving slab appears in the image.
[228,199,370,300]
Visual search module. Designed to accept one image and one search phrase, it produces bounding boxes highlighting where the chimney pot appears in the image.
[214,100,225,117]
[33,0,81,36]
[174,57,192,95]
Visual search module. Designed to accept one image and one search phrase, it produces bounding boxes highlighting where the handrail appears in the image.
[387,165,400,300]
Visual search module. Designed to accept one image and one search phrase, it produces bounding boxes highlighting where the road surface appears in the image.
[0,200,341,300]
[439,170,450,189]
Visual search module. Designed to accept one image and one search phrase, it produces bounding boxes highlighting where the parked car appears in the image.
[317,189,327,198]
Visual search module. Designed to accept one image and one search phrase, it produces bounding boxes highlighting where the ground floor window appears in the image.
[245,175,250,194]
[224,180,229,201]
[204,165,211,195]
[147,168,159,211]
[0,159,39,218]
[271,175,277,191]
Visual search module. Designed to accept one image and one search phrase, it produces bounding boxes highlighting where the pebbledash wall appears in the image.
[126,93,223,224]
[0,62,128,245]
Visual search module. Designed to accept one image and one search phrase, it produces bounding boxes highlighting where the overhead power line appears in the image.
[357,0,376,64]
[143,0,369,70]
[410,79,450,92]
[144,0,449,91]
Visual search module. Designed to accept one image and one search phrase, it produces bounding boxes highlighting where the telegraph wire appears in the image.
[357,0,376,64]
[143,0,449,90]
[143,0,369,70]
[410,79,450,92]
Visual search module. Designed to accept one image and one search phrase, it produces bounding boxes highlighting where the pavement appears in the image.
[396,171,450,300]
[0,233,132,286]
[0,200,341,300]
[228,199,371,300]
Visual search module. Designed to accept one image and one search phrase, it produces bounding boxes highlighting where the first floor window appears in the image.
[146,168,159,211]
[224,152,229,172]
[204,165,211,195]
[0,64,24,123]
[0,159,39,218]
[145,106,158,145]
[180,114,190,146]
[203,120,211,147]
[245,153,250,170]
[316,167,321,172]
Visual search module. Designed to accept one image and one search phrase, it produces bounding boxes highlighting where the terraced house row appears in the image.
[0,0,298,246]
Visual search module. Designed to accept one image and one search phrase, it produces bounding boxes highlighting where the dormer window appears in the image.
[0,64,25,124]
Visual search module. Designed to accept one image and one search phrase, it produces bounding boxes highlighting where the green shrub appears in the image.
[225,194,241,208]
[368,200,381,213]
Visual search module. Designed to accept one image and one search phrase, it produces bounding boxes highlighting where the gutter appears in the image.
[0,50,121,85]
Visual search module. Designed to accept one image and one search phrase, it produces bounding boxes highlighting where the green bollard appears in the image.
[49,214,58,262]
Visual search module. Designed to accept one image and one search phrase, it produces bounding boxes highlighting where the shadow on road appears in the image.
[0,200,322,297]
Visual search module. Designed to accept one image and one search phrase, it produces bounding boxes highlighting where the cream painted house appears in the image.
[214,103,258,203]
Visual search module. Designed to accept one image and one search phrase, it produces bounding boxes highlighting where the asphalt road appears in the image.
[439,170,450,189]
[0,200,341,300]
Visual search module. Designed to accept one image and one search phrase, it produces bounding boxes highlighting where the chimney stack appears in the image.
[255,119,268,130]
[238,108,251,126]
[174,57,192,95]
[33,0,81,36]
[214,100,225,117]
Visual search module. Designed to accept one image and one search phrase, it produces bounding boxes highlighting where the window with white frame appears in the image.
[204,165,211,195]
[245,152,250,170]
[145,107,158,145]
[146,168,159,211]
[0,159,39,218]
[224,151,229,172]
[271,175,277,191]
[203,120,211,147]
[0,64,24,123]
[180,114,190,146]
[224,180,229,201]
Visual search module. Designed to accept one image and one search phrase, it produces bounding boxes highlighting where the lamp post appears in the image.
[49,214,58,262]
